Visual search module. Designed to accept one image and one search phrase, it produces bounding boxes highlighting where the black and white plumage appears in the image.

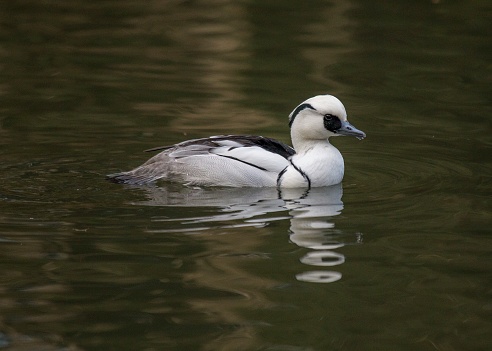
[107,94,366,188]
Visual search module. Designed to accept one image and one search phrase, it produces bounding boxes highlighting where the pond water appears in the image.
[0,0,491,350]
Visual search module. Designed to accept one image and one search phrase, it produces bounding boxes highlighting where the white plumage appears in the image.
[107,94,366,188]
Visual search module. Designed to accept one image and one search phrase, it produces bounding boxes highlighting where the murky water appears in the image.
[0,0,491,350]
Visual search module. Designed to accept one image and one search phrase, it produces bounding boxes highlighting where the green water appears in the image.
[0,0,491,350]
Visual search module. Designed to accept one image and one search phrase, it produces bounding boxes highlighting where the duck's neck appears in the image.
[291,133,332,154]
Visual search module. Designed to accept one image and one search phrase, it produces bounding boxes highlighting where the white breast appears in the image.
[278,143,344,188]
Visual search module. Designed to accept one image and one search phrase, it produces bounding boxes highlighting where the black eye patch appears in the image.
[323,114,342,133]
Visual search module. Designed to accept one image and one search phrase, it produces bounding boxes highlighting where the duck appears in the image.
[106,94,366,188]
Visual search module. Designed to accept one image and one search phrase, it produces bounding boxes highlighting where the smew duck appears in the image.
[107,94,366,188]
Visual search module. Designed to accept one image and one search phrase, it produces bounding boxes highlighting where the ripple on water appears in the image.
[343,133,488,236]
[348,136,475,199]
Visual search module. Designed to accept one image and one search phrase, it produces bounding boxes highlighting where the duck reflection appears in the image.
[139,183,361,284]
[281,186,349,283]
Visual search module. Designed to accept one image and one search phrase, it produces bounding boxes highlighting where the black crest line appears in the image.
[289,103,315,128]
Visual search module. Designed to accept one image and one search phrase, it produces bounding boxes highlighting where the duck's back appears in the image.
[107,135,295,187]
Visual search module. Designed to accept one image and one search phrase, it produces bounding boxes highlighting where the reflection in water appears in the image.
[139,183,361,283]
[282,187,361,283]
[0,0,489,348]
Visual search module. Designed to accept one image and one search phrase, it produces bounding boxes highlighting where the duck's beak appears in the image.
[336,120,366,140]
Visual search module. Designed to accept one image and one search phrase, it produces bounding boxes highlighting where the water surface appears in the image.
[0,0,491,350]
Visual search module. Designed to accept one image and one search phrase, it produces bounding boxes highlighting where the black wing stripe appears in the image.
[217,154,268,171]
[276,166,288,187]
[290,161,311,189]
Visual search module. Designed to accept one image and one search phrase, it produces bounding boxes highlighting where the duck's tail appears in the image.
[106,172,144,185]
[107,152,174,185]
[106,167,166,185]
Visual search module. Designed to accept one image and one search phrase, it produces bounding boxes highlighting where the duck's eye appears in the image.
[323,114,342,133]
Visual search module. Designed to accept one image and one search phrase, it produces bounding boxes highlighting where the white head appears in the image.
[288,94,365,149]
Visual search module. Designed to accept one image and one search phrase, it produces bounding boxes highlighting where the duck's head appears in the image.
[288,95,366,144]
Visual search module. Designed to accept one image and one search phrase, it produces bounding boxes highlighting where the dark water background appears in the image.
[0,0,491,350]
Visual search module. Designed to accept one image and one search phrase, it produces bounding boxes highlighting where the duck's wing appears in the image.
[108,135,294,185]
[169,135,294,173]
[145,135,294,157]
[214,135,295,160]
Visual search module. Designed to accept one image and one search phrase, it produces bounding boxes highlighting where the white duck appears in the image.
[107,94,366,188]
